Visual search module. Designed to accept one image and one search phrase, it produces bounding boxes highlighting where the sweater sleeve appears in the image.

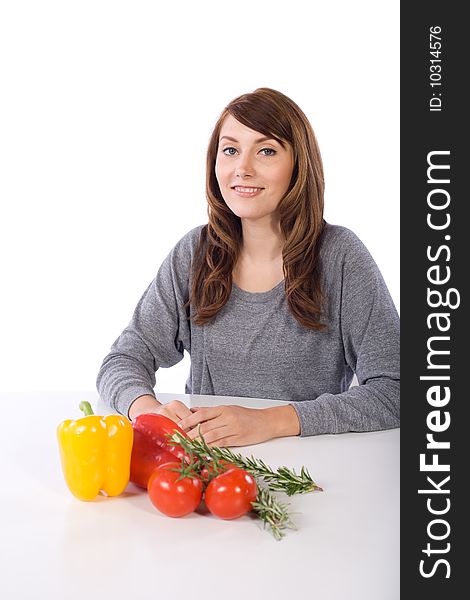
[291,229,400,436]
[96,228,199,417]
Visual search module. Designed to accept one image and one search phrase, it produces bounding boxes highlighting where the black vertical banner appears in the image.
[401,2,466,596]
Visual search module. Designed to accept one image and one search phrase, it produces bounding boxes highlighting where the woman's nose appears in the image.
[235,154,255,178]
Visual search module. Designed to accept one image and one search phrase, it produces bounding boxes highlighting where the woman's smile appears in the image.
[231,186,265,197]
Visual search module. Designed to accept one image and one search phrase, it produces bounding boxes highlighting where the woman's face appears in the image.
[215,115,294,223]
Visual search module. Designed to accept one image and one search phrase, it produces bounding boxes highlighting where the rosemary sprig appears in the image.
[167,430,323,496]
[165,429,320,540]
[251,487,298,541]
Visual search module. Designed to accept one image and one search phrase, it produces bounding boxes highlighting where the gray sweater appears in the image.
[96,223,400,436]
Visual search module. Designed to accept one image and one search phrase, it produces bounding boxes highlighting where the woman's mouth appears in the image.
[231,186,264,197]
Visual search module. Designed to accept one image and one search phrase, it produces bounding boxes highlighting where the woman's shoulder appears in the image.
[320,222,378,273]
[171,223,207,257]
[156,224,207,283]
[321,222,369,255]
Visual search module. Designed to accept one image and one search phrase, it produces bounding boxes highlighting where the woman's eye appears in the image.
[222,147,237,156]
[260,148,276,156]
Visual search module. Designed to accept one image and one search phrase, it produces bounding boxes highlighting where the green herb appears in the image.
[167,430,322,495]
[251,487,298,541]
[166,429,323,540]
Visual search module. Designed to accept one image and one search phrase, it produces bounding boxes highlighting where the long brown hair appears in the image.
[189,87,326,330]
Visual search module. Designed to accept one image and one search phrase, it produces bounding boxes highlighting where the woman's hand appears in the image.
[128,395,192,422]
[178,404,301,447]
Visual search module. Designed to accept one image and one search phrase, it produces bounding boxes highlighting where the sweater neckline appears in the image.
[231,279,285,303]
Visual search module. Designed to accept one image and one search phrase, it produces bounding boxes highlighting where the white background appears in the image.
[0,1,399,394]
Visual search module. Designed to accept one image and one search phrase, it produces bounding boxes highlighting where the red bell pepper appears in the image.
[130,413,191,488]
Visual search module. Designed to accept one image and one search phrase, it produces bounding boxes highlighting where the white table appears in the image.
[0,391,399,600]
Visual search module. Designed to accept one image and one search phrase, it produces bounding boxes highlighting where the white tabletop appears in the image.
[0,391,399,600]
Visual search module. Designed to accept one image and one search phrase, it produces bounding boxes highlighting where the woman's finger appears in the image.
[178,407,219,431]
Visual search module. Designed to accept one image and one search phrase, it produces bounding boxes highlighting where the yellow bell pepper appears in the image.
[57,401,133,501]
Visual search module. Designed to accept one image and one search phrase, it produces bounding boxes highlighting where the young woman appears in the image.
[96,87,400,447]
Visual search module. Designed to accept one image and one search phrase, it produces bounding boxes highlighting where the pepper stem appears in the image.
[79,401,94,416]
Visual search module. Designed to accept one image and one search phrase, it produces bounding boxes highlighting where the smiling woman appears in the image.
[96,87,400,447]
[197,88,326,328]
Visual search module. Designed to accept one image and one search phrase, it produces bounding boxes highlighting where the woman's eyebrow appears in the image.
[219,135,278,144]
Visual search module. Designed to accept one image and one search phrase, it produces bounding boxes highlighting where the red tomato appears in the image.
[200,460,237,484]
[205,467,258,520]
[147,462,203,518]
